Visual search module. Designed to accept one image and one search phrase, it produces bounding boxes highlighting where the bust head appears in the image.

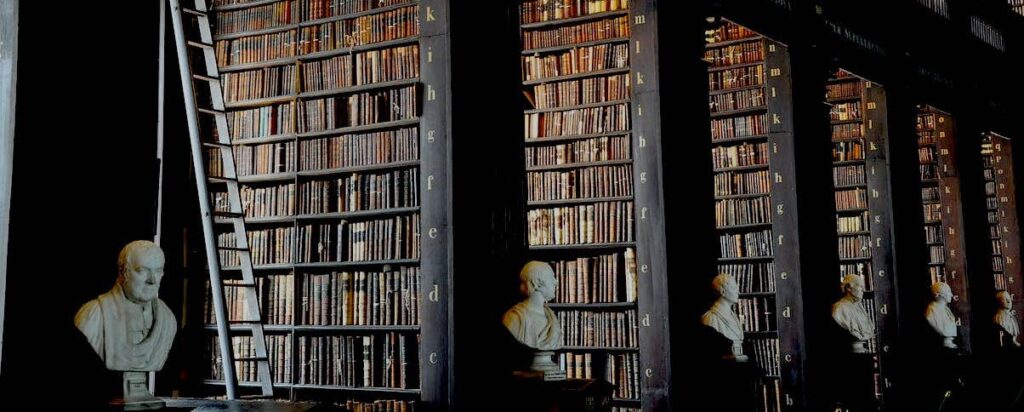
[712,273,740,304]
[841,274,866,302]
[932,282,953,304]
[997,290,1013,310]
[118,240,166,303]
[519,261,557,302]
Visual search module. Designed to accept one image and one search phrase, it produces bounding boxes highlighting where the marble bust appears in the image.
[74,240,177,408]
[702,273,748,362]
[503,261,565,380]
[994,290,1021,347]
[925,282,958,349]
[831,274,875,353]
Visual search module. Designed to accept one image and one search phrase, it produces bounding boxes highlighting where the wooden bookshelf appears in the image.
[980,131,1024,342]
[515,1,669,410]
[705,20,804,412]
[195,0,452,408]
[825,69,899,406]
[915,105,972,353]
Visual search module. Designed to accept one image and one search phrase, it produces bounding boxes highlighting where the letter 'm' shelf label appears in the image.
[634,15,646,25]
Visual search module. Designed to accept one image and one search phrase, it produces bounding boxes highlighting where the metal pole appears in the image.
[0,0,20,374]
[167,0,238,399]
[151,0,167,396]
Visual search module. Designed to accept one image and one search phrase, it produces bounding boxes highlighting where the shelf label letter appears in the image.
[429,284,439,302]
[634,15,646,25]
[428,129,436,143]
[640,172,647,183]
[635,72,645,85]
[783,306,792,318]
[427,175,435,191]
[429,353,438,364]
[426,7,436,22]
[641,207,648,220]
[638,135,646,148]
[429,228,438,239]
[780,271,788,280]
[642,314,651,327]
[427,85,437,101]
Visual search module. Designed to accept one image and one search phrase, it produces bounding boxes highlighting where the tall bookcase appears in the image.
[980,131,1024,338]
[915,105,972,353]
[515,0,671,411]
[824,69,898,405]
[704,20,804,412]
[196,0,452,409]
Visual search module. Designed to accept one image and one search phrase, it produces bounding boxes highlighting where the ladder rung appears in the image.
[182,8,208,17]
[223,282,257,288]
[187,40,214,50]
[202,142,232,149]
[228,319,262,325]
[193,74,219,83]
[234,356,269,362]
[213,211,245,219]
[198,107,224,116]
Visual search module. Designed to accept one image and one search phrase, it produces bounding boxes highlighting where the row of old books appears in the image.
[840,262,874,286]
[303,268,420,326]
[206,276,295,325]
[559,352,640,400]
[526,201,635,246]
[223,66,297,103]
[714,169,770,196]
[557,309,639,348]
[715,196,772,227]
[525,135,630,167]
[710,113,767,140]
[298,127,419,170]
[830,101,862,122]
[835,188,868,210]
[711,141,768,169]
[518,0,629,24]
[521,43,629,82]
[209,335,292,383]
[530,73,630,109]
[520,16,630,50]
[297,86,418,131]
[832,140,865,162]
[214,183,297,218]
[550,249,638,304]
[708,65,765,92]
[214,0,414,35]
[738,296,777,332]
[299,45,420,92]
[750,337,781,377]
[297,332,417,388]
[226,102,295,139]
[837,211,869,233]
[216,31,296,66]
[923,186,941,202]
[838,235,871,259]
[707,21,759,43]
[919,146,937,163]
[211,142,296,176]
[527,164,634,201]
[524,104,631,140]
[832,123,864,140]
[718,230,774,258]
[296,167,419,214]
[704,40,765,67]
[216,214,420,265]
[709,88,766,113]
[826,81,860,100]
[297,6,420,53]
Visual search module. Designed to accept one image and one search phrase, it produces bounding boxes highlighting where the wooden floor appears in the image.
[162,399,321,412]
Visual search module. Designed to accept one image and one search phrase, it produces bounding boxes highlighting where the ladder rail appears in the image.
[169,0,275,398]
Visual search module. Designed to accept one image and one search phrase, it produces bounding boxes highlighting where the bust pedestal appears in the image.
[512,351,567,381]
[110,372,164,410]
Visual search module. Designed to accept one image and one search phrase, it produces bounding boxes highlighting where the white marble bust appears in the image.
[75,240,176,408]
[75,240,177,371]
[925,282,958,349]
[503,261,562,351]
[832,274,876,353]
[994,290,1021,347]
[503,261,565,380]
[702,273,747,362]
